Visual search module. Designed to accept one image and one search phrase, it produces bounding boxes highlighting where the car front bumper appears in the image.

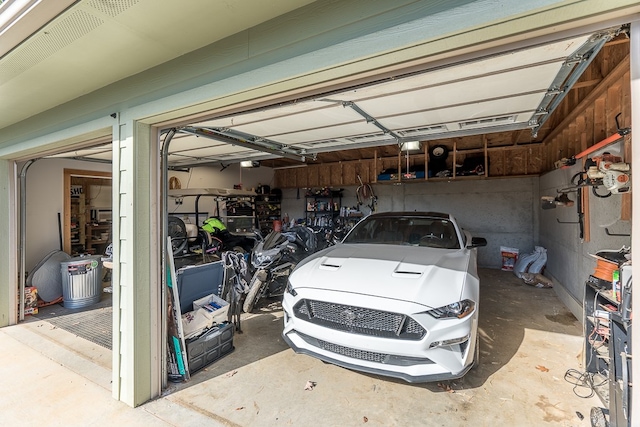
[282,288,478,383]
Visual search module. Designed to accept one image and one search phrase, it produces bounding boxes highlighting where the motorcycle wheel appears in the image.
[243,270,268,313]
[168,216,188,255]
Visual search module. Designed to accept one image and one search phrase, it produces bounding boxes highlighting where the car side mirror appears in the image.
[468,237,487,248]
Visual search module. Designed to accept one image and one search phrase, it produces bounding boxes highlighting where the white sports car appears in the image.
[282,211,487,383]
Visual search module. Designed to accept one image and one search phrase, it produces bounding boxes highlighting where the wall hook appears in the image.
[605,227,630,237]
[557,218,579,224]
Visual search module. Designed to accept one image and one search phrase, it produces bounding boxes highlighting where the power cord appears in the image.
[565,289,610,398]
[564,368,609,398]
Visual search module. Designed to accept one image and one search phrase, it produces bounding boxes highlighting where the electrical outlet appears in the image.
[175,197,183,205]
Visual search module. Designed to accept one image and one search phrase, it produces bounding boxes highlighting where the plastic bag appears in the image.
[500,246,519,271]
[528,247,547,274]
[513,247,541,278]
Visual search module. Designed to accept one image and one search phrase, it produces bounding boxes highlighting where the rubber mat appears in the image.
[33,294,113,350]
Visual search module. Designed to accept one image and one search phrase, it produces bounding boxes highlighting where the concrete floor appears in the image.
[1,268,602,426]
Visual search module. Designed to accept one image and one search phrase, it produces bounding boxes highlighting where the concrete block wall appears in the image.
[539,156,631,318]
[280,176,539,269]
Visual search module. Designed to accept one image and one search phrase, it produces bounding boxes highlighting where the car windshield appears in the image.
[343,216,460,249]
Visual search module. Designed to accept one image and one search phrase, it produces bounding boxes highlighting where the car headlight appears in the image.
[285,280,297,297]
[426,299,475,319]
[252,253,274,267]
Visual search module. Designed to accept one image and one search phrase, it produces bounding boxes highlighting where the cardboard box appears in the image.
[193,293,229,325]
[181,293,229,339]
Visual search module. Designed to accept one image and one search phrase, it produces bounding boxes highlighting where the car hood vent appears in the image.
[319,261,341,270]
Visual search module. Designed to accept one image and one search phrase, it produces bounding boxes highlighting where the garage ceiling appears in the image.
[45,28,619,168]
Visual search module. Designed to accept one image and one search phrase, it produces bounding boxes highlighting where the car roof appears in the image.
[366,211,452,220]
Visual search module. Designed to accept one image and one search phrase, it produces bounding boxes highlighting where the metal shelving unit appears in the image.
[584,273,632,427]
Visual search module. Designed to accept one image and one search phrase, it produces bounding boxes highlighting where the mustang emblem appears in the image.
[341,309,357,325]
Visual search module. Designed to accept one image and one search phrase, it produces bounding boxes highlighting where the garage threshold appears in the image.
[0,269,601,426]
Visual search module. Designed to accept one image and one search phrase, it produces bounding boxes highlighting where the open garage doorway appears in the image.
[150,22,631,395]
[16,146,114,381]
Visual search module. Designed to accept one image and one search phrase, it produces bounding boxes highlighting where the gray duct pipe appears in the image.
[19,159,37,322]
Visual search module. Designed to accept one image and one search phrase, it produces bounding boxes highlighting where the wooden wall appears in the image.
[276,160,377,188]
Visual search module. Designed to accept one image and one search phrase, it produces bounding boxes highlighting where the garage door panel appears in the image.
[196,101,328,128]
[331,35,590,102]
[229,105,364,138]
[271,122,384,144]
[171,145,254,157]
[355,62,561,118]
[377,93,544,130]
[169,135,228,152]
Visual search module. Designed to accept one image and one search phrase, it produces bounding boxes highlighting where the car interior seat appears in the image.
[429,221,445,239]
[408,225,430,244]
[429,220,459,249]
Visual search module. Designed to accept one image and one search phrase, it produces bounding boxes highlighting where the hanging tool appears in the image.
[356,175,377,213]
[553,188,584,238]
[558,113,631,168]
[558,153,631,198]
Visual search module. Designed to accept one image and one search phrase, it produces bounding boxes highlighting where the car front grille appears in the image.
[295,332,434,366]
[293,299,426,340]
[320,339,387,363]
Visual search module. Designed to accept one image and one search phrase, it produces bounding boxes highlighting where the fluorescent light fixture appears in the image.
[401,141,421,152]
[240,160,260,168]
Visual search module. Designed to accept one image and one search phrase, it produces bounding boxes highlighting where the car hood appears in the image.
[290,244,472,308]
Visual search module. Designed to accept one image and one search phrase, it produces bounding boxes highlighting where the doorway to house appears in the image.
[62,169,112,255]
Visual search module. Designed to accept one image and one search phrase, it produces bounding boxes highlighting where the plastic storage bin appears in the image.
[60,255,103,309]
[186,322,234,374]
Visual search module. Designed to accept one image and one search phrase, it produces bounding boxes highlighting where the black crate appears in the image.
[186,322,234,374]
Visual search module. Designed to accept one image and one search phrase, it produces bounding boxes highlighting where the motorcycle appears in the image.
[242,226,316,313]
[167,215,256,261]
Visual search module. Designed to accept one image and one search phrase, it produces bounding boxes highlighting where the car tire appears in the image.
[429,144,449,160]
[243,269,267,313]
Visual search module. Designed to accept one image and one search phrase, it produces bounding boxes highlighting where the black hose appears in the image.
[58,212,63,250]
